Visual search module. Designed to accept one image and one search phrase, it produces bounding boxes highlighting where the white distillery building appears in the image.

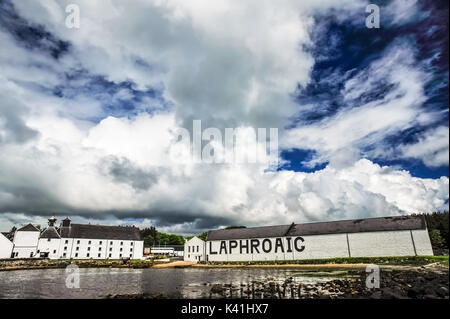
[0,232,13,259]
[9,217,144,260]
[203,215,433,262]
[184,236,206,262]
[12,224,41,258]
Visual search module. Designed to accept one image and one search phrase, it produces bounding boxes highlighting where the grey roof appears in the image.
[17,223,40,232]
[40,227,61,239]
[206,215,426,241]
[1,232,13,242]
[60,224,141,241]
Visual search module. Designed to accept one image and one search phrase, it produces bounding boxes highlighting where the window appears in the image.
[88,241,91,244]
[109,253,112,258]
[188,246,190,252]
[30,252,33,257]
[109,247,112,252]
[65,240,68,244]
[77,240,80,244]
[88,247,91,251]
[130,254,133,258]
[47,238,51,242]
[63,253,66,257]
[99,247,102,251]
[64,246,67,251]
[120,242,123,245]
[99,241,102,245]
[119,254,122,258]
[130,248,133,252]
[53,250,56,254]
[110,241,113,245]
[98,253,101,257]
[75,253,78,257]
[131,242,133,246]
[87,253,90,258]
[120,248,122,252]
[76,247,79,251]
[197,246,199,252]
[37,250,40,253]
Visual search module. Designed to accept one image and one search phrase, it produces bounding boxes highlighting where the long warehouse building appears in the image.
[199,215,433,262]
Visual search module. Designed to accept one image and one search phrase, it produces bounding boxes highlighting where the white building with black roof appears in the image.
[54,217,143,260]
[204,215,434,262]
[12,223,40,258]
[9,217,144,260]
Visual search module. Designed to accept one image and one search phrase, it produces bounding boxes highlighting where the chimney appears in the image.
[62,217,71,227]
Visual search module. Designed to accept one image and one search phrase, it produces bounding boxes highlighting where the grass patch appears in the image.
[204,255,449,266]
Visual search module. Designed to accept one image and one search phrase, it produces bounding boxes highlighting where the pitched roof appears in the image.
[60,224,141,241]
[40,227,61,239]
[17,223,40,232]
[1,232,12,242]
[206,215,426,241]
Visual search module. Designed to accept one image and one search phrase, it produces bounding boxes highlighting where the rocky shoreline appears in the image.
[106,265,449,299]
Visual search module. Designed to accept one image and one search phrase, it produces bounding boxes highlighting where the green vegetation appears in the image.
[429,229,445,249]
[205,255,449,266]
[419,211,449,249]
[140,226,185,247]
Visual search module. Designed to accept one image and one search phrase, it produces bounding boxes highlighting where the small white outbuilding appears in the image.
[184,236,205,262]
[0,232,13,259]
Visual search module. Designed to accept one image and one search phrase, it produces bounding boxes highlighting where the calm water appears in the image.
[0,268,348,299]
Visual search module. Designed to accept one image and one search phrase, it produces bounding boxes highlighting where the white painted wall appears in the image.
[411,229,434,256]
[0,233,13,259]
[59,238,143,259]
[37,238,61,259]
[184,237,205,262]
[348,230,416,257]
[12,230,40,258]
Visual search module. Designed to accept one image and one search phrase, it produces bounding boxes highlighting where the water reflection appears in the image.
[0,268,347,299]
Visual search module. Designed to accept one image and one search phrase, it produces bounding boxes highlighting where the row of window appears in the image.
[59,239,134,246]
[188,245,200,253]
[67,246,133,252]
[64,253,133,258]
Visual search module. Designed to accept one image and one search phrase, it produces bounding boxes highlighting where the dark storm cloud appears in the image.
[0,0,70,59]
[100,156,159,191]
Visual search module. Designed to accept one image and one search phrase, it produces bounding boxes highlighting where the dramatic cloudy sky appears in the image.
[0,0,448,235]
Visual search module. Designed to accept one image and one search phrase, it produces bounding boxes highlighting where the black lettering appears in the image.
[209,241,217,254]
[294,237,305,252]
[250,239,260,254]
[262,239,272,253]
[274,238,284,253]
[229,240,238,254]
[240,239,249,254]
[285,237,293,252]
[219,241,228,254]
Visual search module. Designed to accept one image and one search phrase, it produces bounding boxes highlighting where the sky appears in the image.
[0,0,448,235]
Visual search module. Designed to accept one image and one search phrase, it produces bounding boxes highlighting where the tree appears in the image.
[198,231,208,241]
[429,229,445,249]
